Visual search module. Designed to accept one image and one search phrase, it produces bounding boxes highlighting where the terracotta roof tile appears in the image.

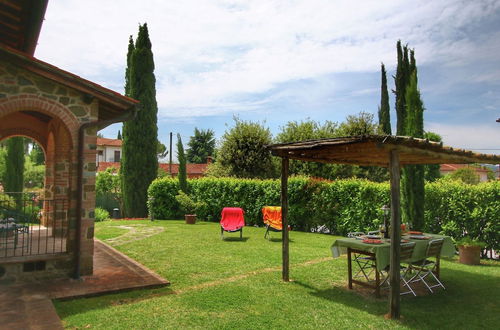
[97,138,122,147]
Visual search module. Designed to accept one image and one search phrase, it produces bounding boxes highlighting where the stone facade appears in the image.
[0,59,98,281]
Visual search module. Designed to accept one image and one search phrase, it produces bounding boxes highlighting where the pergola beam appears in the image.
[388,150,401,319]
[281,157,290,282]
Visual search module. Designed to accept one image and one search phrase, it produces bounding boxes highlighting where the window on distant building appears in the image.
[114,150,120,162]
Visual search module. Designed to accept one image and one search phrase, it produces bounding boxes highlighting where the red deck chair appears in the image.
[220,207,245,239]
[262,206,282,239]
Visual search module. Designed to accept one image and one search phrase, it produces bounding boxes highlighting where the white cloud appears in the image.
[36,0,500,119]
[426,122,500,155]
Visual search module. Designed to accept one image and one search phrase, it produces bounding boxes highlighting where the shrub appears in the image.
[148,177,499,251]
[94,207,110,222]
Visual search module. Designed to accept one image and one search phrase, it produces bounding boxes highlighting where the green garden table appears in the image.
[331,233,455,297]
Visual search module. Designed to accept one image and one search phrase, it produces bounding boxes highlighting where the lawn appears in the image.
[55,220,500,329]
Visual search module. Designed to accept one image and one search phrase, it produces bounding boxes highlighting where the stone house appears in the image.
[0,1,138,282]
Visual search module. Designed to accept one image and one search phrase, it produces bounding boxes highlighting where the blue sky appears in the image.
[35,0,500,156]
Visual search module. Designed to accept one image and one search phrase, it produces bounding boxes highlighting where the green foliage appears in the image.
[117,130,122,140]
[157,140,168,159]
[186,128,215,164]
[94,207,110,222]
[448,167,480,185]
[121,23,159,217]
[456,237,486,248]
[395,40,410,135]
[23,156,45,188]
[4,137,25,195]
[378,63,391,135]
[0,146,7,186]
[96,168,121,214]
[275,119,339,179]
[337,111,379,136]
[177,134,188,193]
[423,131,442,182]
[218,118,276,178]
[149,177,499,251]
[29,142,45,165]
[175,190,205,214]
[425,180,499,252]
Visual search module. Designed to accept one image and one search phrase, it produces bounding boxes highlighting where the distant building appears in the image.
[440,164,492,182]
[96,138,210,178]
[96,137,122,164]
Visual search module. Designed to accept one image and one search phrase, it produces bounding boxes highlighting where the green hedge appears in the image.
[148,177,499,251]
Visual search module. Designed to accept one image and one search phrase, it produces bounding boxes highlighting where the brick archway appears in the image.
[0,94,80,147]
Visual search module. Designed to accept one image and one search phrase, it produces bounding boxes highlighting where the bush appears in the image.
[94,207,110,222]
[149,177,499,251]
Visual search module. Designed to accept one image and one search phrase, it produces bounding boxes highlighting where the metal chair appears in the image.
[380,242,417,296]
[347,232,378,282]
[410,238,445,293]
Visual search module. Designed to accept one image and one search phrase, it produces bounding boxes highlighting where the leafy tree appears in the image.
[121,23,159,217]
[448,168,480,185]
[378,63,391,135]
[177,134,188,193]
[276,119,339,179]
[96,167,122,213]
[423,131,442,182]
[186,128,216,164]
[218,118,275,178]
[157,140,168,159]
[0,146,6,185]
[337,111,379,136]
[24,156,44,188]
[29,142,45,165]
[4,137,25,203]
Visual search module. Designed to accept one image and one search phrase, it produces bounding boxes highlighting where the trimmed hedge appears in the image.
[148,177,499,251]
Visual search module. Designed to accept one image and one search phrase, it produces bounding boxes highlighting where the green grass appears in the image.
[56,220,500,329]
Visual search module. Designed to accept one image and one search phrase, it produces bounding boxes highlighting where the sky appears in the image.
[35,0,500,156]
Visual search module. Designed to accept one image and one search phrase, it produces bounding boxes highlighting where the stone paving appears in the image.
[0,239,170,329]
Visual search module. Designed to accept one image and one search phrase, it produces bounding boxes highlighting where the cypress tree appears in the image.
[394,41,410,135]
[401,57,426,230]
[378,63,391,135]
[177,134,188,193]
[4,137,25,205]
[121,24,159,217]
[117,130,122,140]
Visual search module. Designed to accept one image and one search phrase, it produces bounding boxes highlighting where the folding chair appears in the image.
[346,231,379,282]
[410,238,445,293]
[220,207,245,239]
[262,206,282,240]
[379,242,417,296]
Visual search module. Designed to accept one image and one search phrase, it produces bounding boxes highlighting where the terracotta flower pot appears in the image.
[458,245,481,265]
[185,214,196,224]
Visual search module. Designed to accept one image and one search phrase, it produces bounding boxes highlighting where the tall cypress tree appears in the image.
[117,130,122,140]
[121,24,158,217]
[4,137,25,205]
[378,63,391,135]
[394,41,410,135]
[177,134,188,193]
[400,52,426,230]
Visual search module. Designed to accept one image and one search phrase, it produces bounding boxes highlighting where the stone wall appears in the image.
[0,59,99,281]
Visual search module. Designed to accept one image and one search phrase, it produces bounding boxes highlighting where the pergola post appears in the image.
[388,149,401,319]
[281,157,289,282]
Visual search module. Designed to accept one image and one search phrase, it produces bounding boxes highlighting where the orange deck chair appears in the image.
[220,207,245,239]
[262,206,282,239]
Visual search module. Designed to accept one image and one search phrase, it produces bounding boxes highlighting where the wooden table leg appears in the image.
[435,255,441,279]
[347,248,353,289]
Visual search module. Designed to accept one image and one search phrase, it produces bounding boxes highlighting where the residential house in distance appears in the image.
[96,137,210,178]
[440,164,494,182]
[96,137,122,164]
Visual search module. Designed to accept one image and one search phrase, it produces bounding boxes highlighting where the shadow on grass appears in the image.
[294,264,500,329]
[54,286,175,318]
[221,237,250,242]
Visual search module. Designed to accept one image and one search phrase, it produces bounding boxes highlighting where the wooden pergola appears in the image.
[267,135,500,319]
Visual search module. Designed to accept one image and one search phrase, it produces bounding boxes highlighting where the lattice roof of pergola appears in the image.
[268,135,500,166]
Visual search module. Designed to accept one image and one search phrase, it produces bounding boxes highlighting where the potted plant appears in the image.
[175,191,204,224]
[456,237,486,265]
